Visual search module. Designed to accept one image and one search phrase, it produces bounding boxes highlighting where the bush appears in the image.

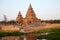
[0,31,24,37]
[37,28,60,40]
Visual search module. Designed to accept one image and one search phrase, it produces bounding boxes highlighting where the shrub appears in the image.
[0,31,24,37]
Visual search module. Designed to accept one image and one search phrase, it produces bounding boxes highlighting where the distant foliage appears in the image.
[0,20,16,25]
[43,19,60,23]
[7,20,16,25]
[0,21,6,25]
[0,15,17,25]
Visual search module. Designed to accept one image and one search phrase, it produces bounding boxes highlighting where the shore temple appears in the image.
[16,4,41,26]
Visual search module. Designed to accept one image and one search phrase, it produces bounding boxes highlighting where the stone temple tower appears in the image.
[26,4,37,19]
[16,4,41,26]
[23,4,41,25]
[16,11,23,25]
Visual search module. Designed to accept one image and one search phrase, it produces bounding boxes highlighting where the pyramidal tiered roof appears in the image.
[16,11,23,23]
[26,4,36,19]
[16,4,39,23]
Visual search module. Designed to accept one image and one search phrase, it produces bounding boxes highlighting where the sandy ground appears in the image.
[0,23,60,32]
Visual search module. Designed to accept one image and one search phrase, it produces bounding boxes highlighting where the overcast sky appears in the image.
[0,0,60,21]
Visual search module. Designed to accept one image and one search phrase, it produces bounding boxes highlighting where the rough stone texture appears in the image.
[16,4,41,26]
[16,11,23,24]
[26,4,36,19]
[24,4,41,25]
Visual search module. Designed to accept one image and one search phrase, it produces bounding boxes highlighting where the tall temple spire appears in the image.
[26,4,36,19]
[16,11,23,23]
[29,3,32,9]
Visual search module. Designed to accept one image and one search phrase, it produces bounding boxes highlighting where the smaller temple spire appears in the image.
[16,11,23,23]
[18,11,22,17]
